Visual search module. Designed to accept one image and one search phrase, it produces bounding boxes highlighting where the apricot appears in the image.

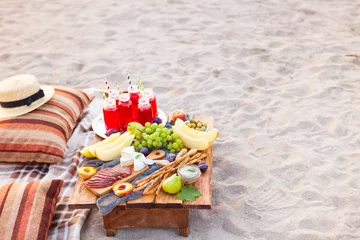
[113,182,133,197]
[77,166,97,180]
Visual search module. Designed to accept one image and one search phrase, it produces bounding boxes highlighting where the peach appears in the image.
[113,182,133,197]
[169,109,186,122]
[77,166,97,180]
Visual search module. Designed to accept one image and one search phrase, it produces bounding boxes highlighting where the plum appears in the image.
[105,128,118,137]
[167,153,176,162]
[165,120,174,128]
[153,116,162,124]
[198,161,208,172]
[140,147,150,156]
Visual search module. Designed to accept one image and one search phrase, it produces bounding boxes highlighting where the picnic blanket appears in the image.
[0,89,103,240]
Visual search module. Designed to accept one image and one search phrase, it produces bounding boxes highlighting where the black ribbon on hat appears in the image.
[0,89,45,108]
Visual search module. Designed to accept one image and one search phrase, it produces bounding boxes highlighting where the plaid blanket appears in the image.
[0,89,102,240]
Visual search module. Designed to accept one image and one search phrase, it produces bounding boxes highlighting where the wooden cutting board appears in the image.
[85,165,149,197]
[84,150,165,197]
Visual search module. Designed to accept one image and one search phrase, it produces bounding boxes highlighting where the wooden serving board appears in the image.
[85,165,149,197]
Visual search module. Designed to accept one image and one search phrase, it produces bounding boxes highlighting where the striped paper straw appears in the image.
[104,78,111,94]
[116,82,121,94]
[127,73,132,90]
[137,77,144,91]
[100,88,107,99]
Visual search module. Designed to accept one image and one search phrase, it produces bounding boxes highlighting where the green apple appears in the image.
[162,174,182,194]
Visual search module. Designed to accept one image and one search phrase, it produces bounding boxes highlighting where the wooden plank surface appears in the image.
[183,116,213,209]
[85,165,149,197]
[69,177,97,209]
[126,194,156,208]
[69,116,214,209]
[155,188,183,208]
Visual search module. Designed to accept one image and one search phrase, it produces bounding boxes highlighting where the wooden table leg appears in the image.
[103,208,190,237]
[178,227,189,237]
[105,228,116,237]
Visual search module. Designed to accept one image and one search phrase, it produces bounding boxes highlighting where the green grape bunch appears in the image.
[131,122,183,153]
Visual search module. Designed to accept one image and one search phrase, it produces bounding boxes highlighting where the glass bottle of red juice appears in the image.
[142,88,158,117]
[137,97,153,125]
[128,85,140,121]
[103,98,120,131]
[109,92,120,106]
[117,93,133,132]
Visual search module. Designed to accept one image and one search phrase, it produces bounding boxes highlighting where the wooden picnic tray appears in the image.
[69,116,213,236]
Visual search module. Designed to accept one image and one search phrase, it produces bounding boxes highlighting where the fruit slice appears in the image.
[96,134,135,161]
[80,147,95,158]
[175,119,218,143]
[95,132,130,153]
[88,132,121,156]
[113,182,133,197]
[172,125,210,150]
[77,166,97,180]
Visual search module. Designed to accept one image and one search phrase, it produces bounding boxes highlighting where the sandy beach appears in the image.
[1,0,360,239]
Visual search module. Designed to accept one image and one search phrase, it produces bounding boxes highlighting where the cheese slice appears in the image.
[121,146,134,159]
[121,155,134,167]
[134,159,146,171]
[142,158,155,165]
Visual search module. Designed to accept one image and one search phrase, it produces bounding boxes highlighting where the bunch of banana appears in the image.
[80,132,135,161]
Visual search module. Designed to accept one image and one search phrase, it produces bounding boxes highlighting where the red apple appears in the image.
[113,182,133,197]
[169,109,186,122]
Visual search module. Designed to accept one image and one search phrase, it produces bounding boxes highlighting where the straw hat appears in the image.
[0,74,54,119]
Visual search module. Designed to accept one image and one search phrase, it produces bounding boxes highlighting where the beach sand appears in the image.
[1,0,360,239]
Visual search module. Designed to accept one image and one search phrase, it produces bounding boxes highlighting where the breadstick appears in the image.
[175,148,188,160]
[186,153,207,165]
[156,172,170,195]
[143,176,162,195]
[135,168,166,185]
[187,158,202,165]
[145,187,158,195]
[177,156,191,169]
[190,152,202,160]
[133,183,150,192]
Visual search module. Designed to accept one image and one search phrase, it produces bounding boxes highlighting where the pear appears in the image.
[162,174,182,194]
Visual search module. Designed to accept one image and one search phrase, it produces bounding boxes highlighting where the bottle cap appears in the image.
[142,88,154,98]
[119,93,130,102]
[109,92,119,99]
[138,97,149,105]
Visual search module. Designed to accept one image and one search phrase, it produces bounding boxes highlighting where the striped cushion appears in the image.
[0,180,63,240]
[0,86,91,163]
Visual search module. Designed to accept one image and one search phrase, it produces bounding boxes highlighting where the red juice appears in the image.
[137,97,153,125]
[103,98,120,131]
[117,93,133,132]
[128,85,140,121]
[110,92,120,106]
[143,88,158,117]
